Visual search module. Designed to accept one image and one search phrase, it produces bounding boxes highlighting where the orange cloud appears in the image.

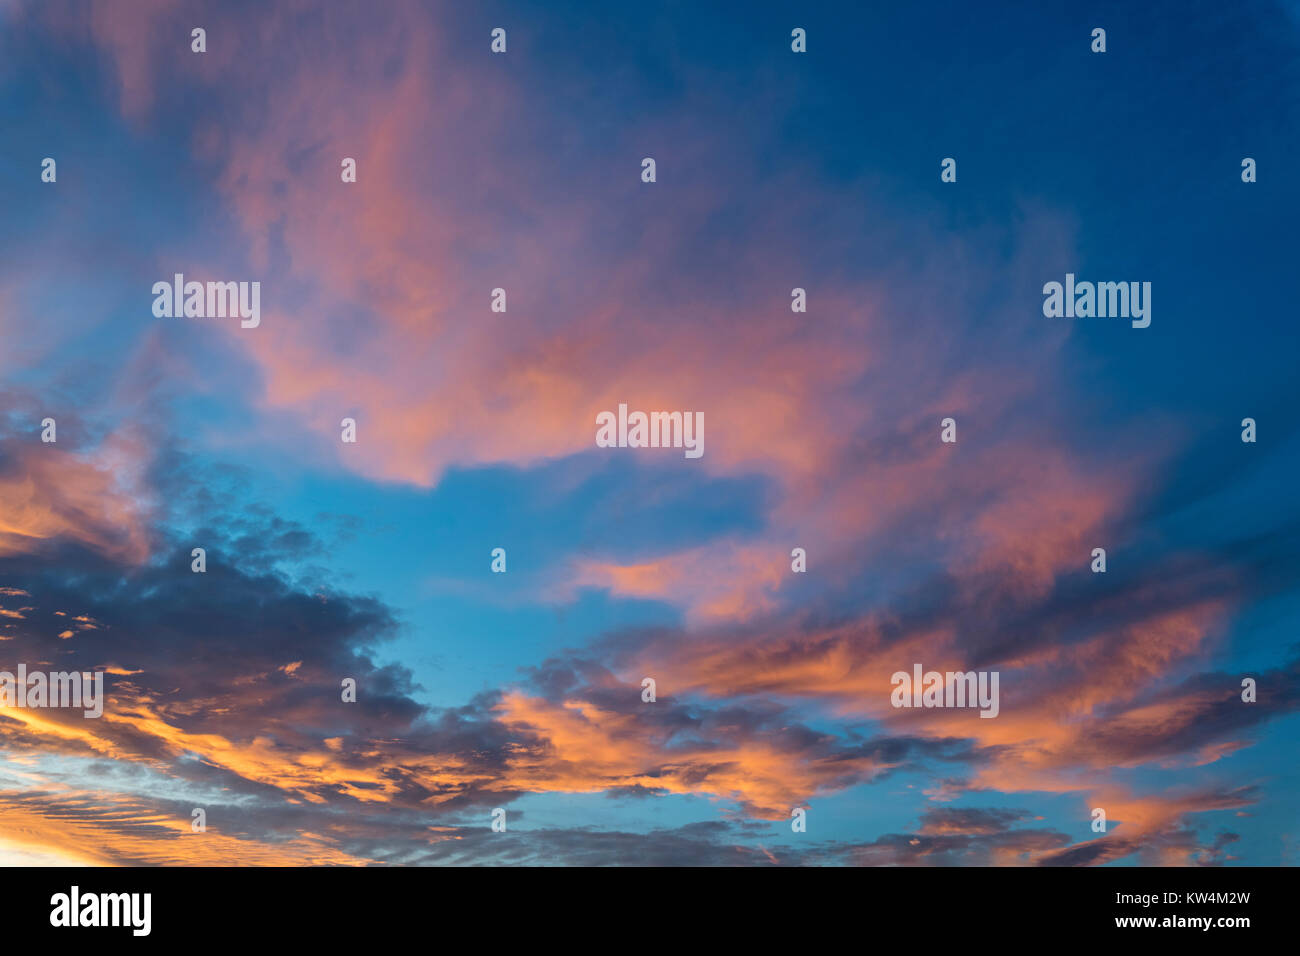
[0,436,152,563]
[492,690,891,818]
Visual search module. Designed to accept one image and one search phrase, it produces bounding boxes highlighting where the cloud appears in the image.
[3,0,1296,867]
[0,432,153,564]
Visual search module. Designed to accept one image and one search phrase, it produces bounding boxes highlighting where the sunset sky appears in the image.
[1,0,1298,866]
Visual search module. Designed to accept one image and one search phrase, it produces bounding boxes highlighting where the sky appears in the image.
[0,0,1298,866]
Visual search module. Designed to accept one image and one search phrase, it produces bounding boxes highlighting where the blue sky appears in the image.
[0,0,1297,865]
